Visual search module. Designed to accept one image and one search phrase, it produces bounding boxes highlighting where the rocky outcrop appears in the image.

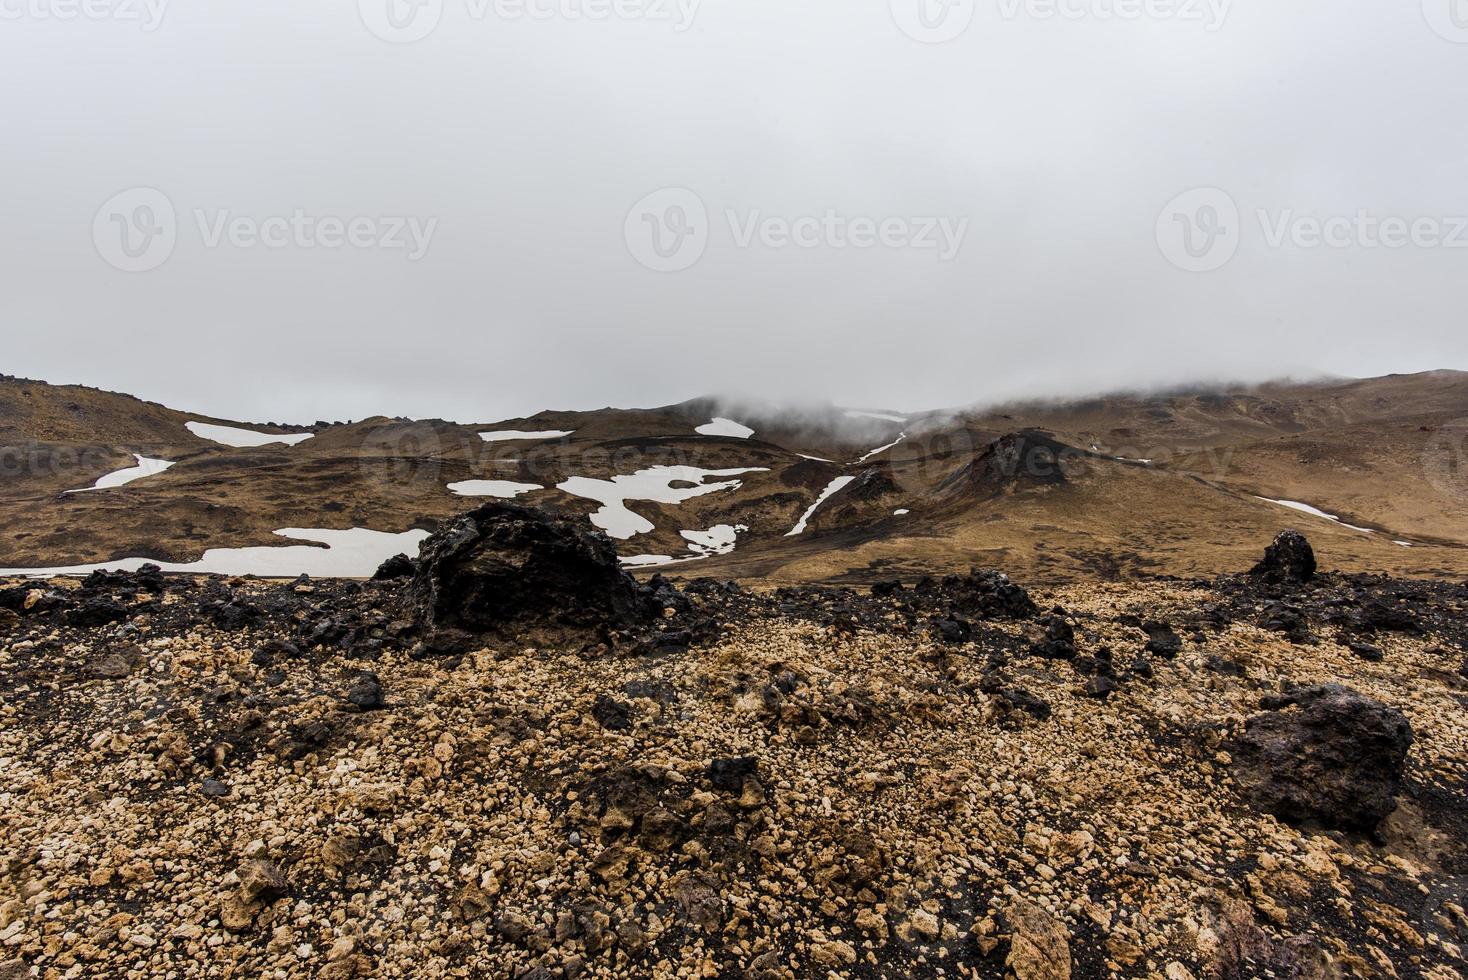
[1230,684,1412,831]
[941,430,1087,498]
[409,503,655,636]
[1250,530,1317,585]
[912,568,1038,620]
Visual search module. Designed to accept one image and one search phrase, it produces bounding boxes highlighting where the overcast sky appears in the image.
[2,0,1466,423]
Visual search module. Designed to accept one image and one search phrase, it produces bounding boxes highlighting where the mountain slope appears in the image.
[2,372,1467,583]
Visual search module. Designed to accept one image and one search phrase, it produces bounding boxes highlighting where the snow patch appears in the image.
[695,417,754,439]
[682,524,748,557]
[620,554,681,567]
[66,455,174,493]
[854,432,907,464]
[187,421,313,448]
[558,466,768,540]
[479,429,575,442]
[0,527,430,579]
[787,476,856,536]
[447,480,543,498]
[845,410,909,423]
[1256,498,1374,535]
[894,509,910,516]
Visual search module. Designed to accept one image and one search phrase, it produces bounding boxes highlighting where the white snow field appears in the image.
[854,432,907,464]
[845,410,909,423]
[695,418,755,439]
[65,455,175,493]
[186,421,314,448]
[0,528,430,579]
[447,480,543,498]
[787,475,856,536]
[1256,497,1374,535]
[558,466,767,540]
[478,430,575,442]
[681,524,748,556]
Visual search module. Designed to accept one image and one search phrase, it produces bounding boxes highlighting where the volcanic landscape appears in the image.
[1,372,1467,979]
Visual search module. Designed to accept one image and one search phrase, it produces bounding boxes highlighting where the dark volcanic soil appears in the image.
[2,546,1467,979]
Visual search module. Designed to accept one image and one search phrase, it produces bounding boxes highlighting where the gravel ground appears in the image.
[1,570,1466,979]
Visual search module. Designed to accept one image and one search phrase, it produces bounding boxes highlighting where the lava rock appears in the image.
[202,779,230,798]
[951,569,1039,620]
[1081,676,1119,700]
[708,756,758,792]
[252,639,300,668]
[1250,530,1317,584]
[1348,641,1385,662]
[1031,615,1076,660]
[373,553,416,581]
[592,694,632,731]
[1230,684,1412,831]
[345,672,386,710]
[409,503,655,635]
[207,600,262,631]
[1260,602,1316,645]
[929,617,972,645]
[66,598,130,628]
[1142,622,1182,658]
[870,580,904,599]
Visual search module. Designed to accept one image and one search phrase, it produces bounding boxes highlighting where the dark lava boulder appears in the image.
[373,553,416,581]
[931,568,1038,620]
[409,503,655,635]
[1250,530,1316,585]
[1230,684,1412,831]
